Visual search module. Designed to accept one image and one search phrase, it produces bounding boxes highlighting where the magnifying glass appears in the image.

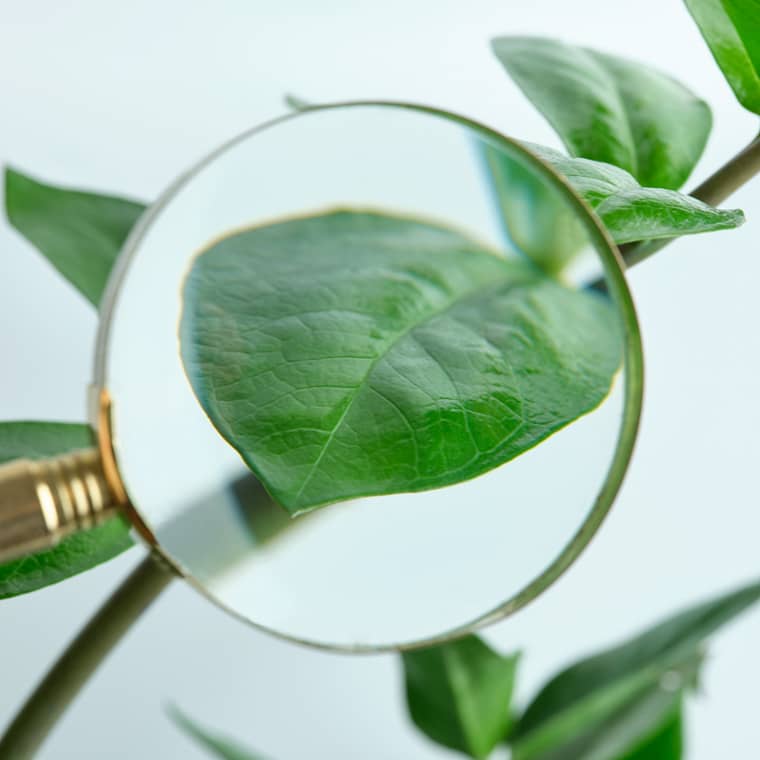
[0,101,643,651]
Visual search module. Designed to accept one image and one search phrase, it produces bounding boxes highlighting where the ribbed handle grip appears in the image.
[0,449,121,563]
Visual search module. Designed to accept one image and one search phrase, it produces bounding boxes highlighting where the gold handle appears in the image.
[0,449,121,563]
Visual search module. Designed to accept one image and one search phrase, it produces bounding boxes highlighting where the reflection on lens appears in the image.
[95,103,641,650]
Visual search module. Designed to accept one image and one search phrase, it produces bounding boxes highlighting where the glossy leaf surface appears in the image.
[4,167,146,305]
[402,635,519,758]
[685,0,760,114]
[0,422,133,598]
[527,143,744,243]
[181,210,621,514]
[491,37,711,189]
[481,141,743,274]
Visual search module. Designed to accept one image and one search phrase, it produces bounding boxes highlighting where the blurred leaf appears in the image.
[512,579,760,756]
[283,93,312,110]
[169,707,270,760]
[491,37,711,189]
[685,0,760,114]
[479,142,588,275]
[402,636,520,759]
[4,167,146,306]
[0,422,133,598]
[512,674,690,760]
[181,209,622,515]
[617,704,683,760]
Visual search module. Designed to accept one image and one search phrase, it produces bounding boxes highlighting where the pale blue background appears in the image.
[0,1,759,757]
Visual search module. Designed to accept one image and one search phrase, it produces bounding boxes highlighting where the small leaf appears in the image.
[685,0,760,114]
[402,636,520,759]
[512,579,760,754]
[0,422,133,598]
[169,706,271,760]
[491,37,712,189]
[524,142,744,244]
[283,93,312,111]
[4,167,146,306]
[180,210,622,515]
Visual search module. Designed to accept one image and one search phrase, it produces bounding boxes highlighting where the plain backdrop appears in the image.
[1,1,759,758]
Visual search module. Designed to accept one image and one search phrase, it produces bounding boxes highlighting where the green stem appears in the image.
[0,554,172,759]
[620,130,760,269]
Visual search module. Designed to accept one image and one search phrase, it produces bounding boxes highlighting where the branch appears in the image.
[0,554,172,758]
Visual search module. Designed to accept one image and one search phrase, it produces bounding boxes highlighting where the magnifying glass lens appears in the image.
[96,103,640,650]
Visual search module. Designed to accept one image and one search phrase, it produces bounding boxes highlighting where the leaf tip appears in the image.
[284,93,313,111]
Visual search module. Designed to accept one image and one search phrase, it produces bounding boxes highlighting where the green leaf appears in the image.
[1,171,143,595]
[180,209,622,515]
[168,706,270,760]
[480,142,743,271]
[491,37,712,189]
[511,579,760,756]
[685,0,760,114]
[526,143,744,244]
[512,679,688,760]
[402,636,520,759]
[479,142,588,275]
[617,705,683,760]
[0,422,133,598]
[4,167,146,306]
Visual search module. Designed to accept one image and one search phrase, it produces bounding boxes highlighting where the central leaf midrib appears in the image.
[291,265,532,505]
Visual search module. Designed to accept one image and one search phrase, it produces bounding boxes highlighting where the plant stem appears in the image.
[620,131,760,269]
[0,554,172,759]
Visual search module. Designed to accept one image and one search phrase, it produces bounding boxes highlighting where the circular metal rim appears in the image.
[92,100,645,653]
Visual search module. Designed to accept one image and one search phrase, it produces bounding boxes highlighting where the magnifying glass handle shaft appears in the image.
[0,450,120,563]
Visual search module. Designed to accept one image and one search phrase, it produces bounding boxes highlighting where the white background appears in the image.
[0,1,759,758]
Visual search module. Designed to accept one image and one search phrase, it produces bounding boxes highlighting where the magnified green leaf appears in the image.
[402,636,519,759]
[491,37,712,190]
[181,210,622,515]
[0,422,133,599]
[511,578,760,757]
[4,167,146,306]
[526,143,744,244]
[169,707,271,760]
[685,0,760,114]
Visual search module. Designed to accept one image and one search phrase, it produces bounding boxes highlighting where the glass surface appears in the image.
[94,103,642,650]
